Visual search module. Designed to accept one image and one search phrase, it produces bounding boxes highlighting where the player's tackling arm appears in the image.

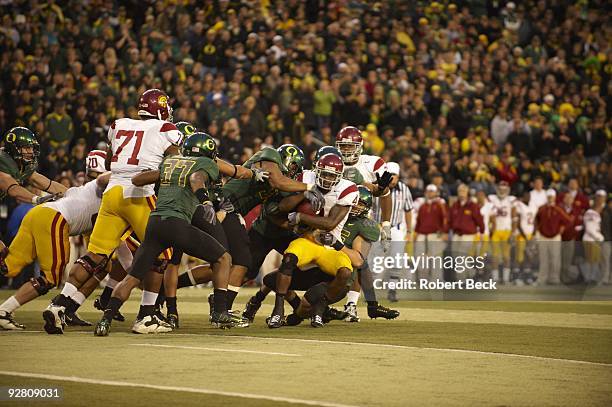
[216,158,259,180]
[298,204,350,231]
[96,171,112,188]
[0,172,37,203]
[29,171,68,194]
[189,170,210,195]
[345,235,370,268]
[278,193,306,213]
[258,161,310,192]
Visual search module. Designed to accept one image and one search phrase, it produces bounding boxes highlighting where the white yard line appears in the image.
[3,330,611,368]
[0,370,359,407]
[130,343,301,357]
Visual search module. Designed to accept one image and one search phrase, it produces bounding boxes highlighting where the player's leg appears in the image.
[94,257,128,321]
[94,216,168,336]
[0,210,38,330]
[268,238,321,328]
[222,213,251,310]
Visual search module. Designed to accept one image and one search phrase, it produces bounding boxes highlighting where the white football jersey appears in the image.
[106,118,182,198]
[514,200,536,236]
[488,194,516,231]
[479,200,494,236]
[583,209,603,242]
[44,180,103,236]
[302,170,359,241]
[411,197,425,231]
[344,154,386,184]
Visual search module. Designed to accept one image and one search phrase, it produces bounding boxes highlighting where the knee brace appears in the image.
[76,254,109,281]
[304,282,328,305]
[263,272,278,290]
[279,253,298,276]
[30,276,53,295]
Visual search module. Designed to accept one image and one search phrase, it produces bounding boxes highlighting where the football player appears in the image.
[218,144,319,313]
[489,181,517,283]
[94,133,241,335]
[267,153,359,328]
[0,150,108,331]
[335,126,395,320]
[513,190,537,284]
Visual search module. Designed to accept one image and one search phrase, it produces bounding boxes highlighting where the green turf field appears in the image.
[1,288,611,406]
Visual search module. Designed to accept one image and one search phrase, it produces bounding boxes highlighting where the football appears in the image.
[296,200,321,216]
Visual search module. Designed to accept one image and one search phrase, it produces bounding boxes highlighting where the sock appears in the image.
[65,297,80,315]
[367,301,378,307]
[0,296,20,313]
[213,289,227,313]
[287,294,301,311]
[226,285,240,310]
[166,297,177,315]
[103,297,123,322]
[141,290,158,306]
[273,293,285,315]
[177,272,195,289]
[346,290,360,305]
[71,291,86,305]
[61,282,78,298]
[53,294,71,308]
[253,289,268,304]
[99,279,118,307]
[155,292,166,308]
[137,305,155,319]
[313,294,329,316]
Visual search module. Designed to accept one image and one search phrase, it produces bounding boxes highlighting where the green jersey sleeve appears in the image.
[358,218,381,242]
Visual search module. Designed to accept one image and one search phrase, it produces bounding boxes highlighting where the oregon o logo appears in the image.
[286,146,298,156]
[204,139,215,150]
[185,125,195,135]
[6,133,16,142]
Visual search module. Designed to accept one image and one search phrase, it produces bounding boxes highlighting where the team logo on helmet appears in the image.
[5,133,16,143]
[204,138,216,150]
[158,95,168,108]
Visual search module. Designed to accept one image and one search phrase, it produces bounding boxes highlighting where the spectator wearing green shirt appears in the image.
[44,99,73,149]
[313,80,336,129]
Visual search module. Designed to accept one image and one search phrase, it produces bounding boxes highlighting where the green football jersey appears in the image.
[341,216,380,248]
[153,155,219,222]
[0,150,36,200]
[221,147,284,215]
[250,191,296,239]
[343,166,365,185]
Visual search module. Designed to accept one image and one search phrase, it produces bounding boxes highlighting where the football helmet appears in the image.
[138,89,173,121]
[335,126,363,165]
[315,153,344,191]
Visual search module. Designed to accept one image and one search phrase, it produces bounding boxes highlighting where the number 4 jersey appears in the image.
[106,118,182,198]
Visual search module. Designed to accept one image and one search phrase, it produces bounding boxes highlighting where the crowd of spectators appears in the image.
[0,0,610,204]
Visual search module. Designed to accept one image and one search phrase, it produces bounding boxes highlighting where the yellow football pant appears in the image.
[88,186,157,256]
[5,206,69,286]
[491,230,512,261]
[515,233,533,264]
[285,237,352,276]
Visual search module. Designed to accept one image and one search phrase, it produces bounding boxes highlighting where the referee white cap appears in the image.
[387,162,400,175]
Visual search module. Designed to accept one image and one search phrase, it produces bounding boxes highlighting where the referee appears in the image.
[373,162,413,302]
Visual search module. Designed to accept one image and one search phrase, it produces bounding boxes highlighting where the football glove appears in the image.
[304,189,325,214]
[33,193,63,205]
[374,171,393,192]
[199,201,217,225]
[252,168,270,183]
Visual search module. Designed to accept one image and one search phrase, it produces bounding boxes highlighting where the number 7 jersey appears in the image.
[106,118,182,198]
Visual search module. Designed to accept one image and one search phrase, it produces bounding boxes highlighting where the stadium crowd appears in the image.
[0,0,610,287]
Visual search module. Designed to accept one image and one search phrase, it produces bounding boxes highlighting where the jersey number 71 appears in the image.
[111,130,144,165]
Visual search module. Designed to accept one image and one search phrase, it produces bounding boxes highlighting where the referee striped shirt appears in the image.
[373,181,414,226]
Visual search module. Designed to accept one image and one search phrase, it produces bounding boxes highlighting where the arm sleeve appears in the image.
[337,184,359,206]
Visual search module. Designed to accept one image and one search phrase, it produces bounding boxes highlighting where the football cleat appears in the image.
[42,305,65,334]
[242,297,262,322]
[154,305,167,323]
[207,293,214,316]
[166,313,179,329]
[93,297,125,322]
[131,315,173,334]
[267,314,284,329]
[322,307,347,323]
[94,319,111,336]
[343,302,360,322]
[387,289,398,303]
[285,313,304,326]
[367,304,400,320]
[228,310,250,328]
[64,312,92,327]
[210,311,234,329]
[0,310,25,330]
[311,314,324,328]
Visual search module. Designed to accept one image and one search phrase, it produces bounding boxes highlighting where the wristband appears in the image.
[232,164,238,178]
[6,183,19,196]
[43,178,52,192]
[31,195,38,204]
[306,183,314,191]
[332,241,344,251]
[195,188,209,203]
[382,221,391,227]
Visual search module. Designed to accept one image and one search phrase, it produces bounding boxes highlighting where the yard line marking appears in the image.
[130,343,301,357]
[0,370,359,407]
[197,334,612,368]
[3,330,611,368]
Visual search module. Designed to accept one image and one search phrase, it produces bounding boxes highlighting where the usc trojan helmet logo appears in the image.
[158,95,168,108]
